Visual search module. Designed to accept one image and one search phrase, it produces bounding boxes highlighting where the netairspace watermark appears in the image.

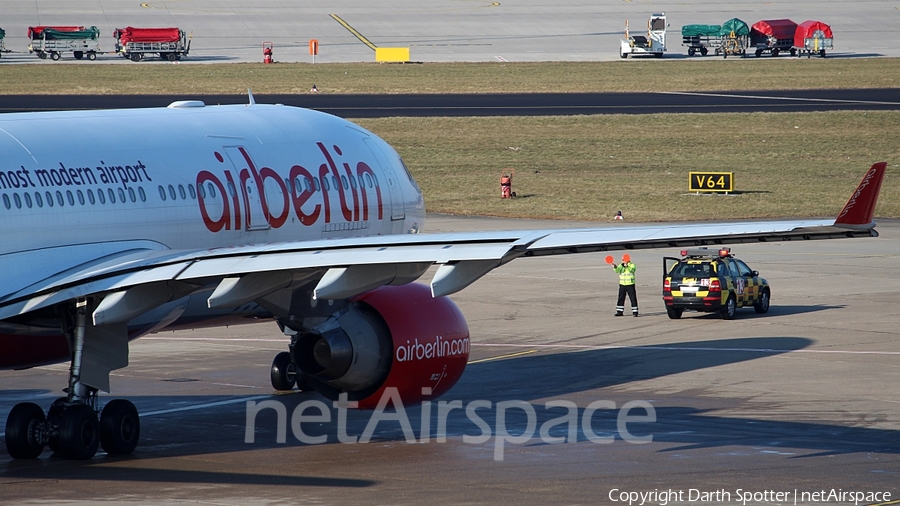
[244,387,656,461]
[608,488,893,506]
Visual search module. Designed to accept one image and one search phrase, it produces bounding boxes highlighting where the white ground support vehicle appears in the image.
[620,13,667,58]
[28,26,100,61]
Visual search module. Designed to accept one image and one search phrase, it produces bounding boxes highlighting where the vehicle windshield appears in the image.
[672,262,711,278]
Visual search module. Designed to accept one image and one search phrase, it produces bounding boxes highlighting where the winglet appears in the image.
[834,162,886,226]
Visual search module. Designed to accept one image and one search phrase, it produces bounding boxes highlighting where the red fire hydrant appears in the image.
[500,168,515,198]
[263,42,274,64]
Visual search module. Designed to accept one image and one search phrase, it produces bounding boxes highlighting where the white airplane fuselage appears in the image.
[0,102,425,333]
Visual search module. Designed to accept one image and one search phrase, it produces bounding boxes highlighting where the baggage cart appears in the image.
[719,18,750,58]
[750,19,797,57]
[681,24,720,56]
[114,27,191,62]
[28,26,100,61]
[793,20,832,58]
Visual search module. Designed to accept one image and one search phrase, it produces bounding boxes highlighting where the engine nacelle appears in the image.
[295,283,469,409]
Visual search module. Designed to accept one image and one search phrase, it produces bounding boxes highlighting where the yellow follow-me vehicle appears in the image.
[663,247,771,320]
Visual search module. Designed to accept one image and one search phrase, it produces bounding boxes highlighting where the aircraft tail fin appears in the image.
[834,162,886,226]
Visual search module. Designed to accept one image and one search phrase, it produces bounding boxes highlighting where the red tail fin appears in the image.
[835,162,886,226]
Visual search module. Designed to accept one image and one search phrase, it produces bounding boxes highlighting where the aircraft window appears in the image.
[302,178,311,193]
[14,193,22,209]
[321,176,330,191]
[364,173,373,187]
[341,175,348,189]
[158,186,166,201]
[56,191,64,207]
[188,184,196,199]
[139,187,146,202]
[313,177,320,191]
[108,188,116,204]
[198,183,206,199]
[207,183,216,198]
[118,188,126,203]
[227,181,236,197]
[128,187,136,202]
[332,176,339,190]
[45,191,53,207]
[87,189,96,205]
[97,189,105,204]
[2,194,9,209]
[168,185,176,200]
[24,192,32,208]
[35,192,43,208]
[65,191,74,206]
[178,185,186,200]
[349,175,357,189]
[77,190,85,205]
[284,178,292,192]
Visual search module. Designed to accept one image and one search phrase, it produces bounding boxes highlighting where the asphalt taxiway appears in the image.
[2,215,898,505]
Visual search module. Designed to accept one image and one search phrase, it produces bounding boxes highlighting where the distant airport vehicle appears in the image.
[751,19,798,57]
[620,13,667,58]
[663,247,770,320]
[114,27,191,62]
[793,20,833,58]
[0,95,886,460]
[27,25,100,61]
[681,18,749,58]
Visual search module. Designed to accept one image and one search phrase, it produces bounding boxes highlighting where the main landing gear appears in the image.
[4,299,140,460]
[270,331,311,392]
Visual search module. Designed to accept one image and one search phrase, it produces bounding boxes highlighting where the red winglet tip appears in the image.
[835,162,886,226]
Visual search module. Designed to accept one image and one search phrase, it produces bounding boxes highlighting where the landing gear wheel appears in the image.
[666,307,683,320]
[271,351,297,390]
[5,402,46,459]
[754,288,771,314]
[47,397,68,453]
[720,294,736,320]
[50,52,61,61]
[58,404,99,460]
[100,399,140,455]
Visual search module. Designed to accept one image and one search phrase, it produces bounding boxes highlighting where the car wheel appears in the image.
[720,294,736,320]
[666,307,683,319]
[754,288,770,314]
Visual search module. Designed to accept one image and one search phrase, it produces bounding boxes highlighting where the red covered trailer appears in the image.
[750,19,797,57]
[794,20,833,58]
[113,27,191,62]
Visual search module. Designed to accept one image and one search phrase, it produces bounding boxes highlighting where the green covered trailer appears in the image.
[28,25,101,61]
[681,24,721,56]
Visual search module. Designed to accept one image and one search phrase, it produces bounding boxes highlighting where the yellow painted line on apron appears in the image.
[868,500,900,506]
[468,349,537,364]
[330,14,377,51]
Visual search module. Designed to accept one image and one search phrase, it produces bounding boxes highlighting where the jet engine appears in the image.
[294,283,469,409]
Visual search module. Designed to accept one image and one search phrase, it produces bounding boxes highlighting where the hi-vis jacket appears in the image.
[615,262,636,285]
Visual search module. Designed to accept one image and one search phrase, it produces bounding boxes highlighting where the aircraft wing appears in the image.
[0,162,885,324]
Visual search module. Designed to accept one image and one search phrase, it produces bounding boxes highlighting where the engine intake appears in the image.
[297,283,470,409]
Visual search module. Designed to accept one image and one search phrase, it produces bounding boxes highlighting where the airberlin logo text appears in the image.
[395,336,470,363]
[197,144,384,233]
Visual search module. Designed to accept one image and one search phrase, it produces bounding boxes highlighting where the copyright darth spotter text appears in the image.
[609,488,893,506]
